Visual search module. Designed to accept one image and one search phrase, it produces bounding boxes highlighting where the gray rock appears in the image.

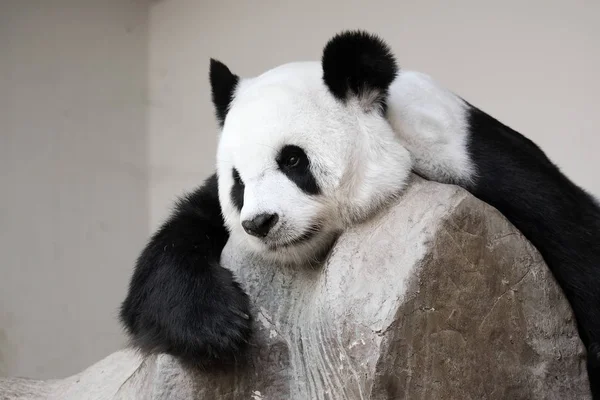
[0,177,590,400]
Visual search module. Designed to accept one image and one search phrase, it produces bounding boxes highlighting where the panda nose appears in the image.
[242,213,279,238]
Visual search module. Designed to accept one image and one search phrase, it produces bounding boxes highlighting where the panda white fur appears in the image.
[216,60,412,265]
[120,31,600,397]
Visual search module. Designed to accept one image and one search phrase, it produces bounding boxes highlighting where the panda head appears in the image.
[211,30,412,265]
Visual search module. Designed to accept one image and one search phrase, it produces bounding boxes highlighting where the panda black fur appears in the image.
[118,174,252,368]
[119,30,600,397]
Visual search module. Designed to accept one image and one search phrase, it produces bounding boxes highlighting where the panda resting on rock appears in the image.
[119,30,600,397]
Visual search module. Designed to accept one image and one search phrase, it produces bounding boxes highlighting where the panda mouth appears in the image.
[267,223,322,250]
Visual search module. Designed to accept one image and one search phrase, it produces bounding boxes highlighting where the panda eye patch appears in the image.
[277,145,307,170]
[276,145,321,195]
[231,168,245,212]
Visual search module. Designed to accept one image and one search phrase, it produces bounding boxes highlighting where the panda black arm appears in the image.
[119,173,252,367]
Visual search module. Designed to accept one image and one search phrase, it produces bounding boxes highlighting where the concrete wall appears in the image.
[148,0,600,229]
[0,1,148,379]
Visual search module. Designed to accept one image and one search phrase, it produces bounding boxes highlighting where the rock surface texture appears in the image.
[0,177,590,400]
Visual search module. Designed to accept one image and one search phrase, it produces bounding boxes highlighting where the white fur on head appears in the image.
[212,31,413,265]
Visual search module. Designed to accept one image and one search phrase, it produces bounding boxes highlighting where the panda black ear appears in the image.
[209,58,239,127]
[321,30,398,109]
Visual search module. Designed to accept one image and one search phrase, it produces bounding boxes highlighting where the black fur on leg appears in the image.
[119,173,253,369]
[464,105,600,398]
[588,343,600,398]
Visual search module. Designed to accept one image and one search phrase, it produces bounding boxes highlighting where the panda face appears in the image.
[211,31,413,265]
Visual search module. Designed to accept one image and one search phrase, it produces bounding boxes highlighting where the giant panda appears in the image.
[119,30,600,397]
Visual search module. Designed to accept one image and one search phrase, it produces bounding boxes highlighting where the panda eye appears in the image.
[284,155,300,168]
[277,145,306,170]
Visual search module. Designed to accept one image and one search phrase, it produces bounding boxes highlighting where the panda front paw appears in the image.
[120,259,253,369]
[185,263,254,367]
